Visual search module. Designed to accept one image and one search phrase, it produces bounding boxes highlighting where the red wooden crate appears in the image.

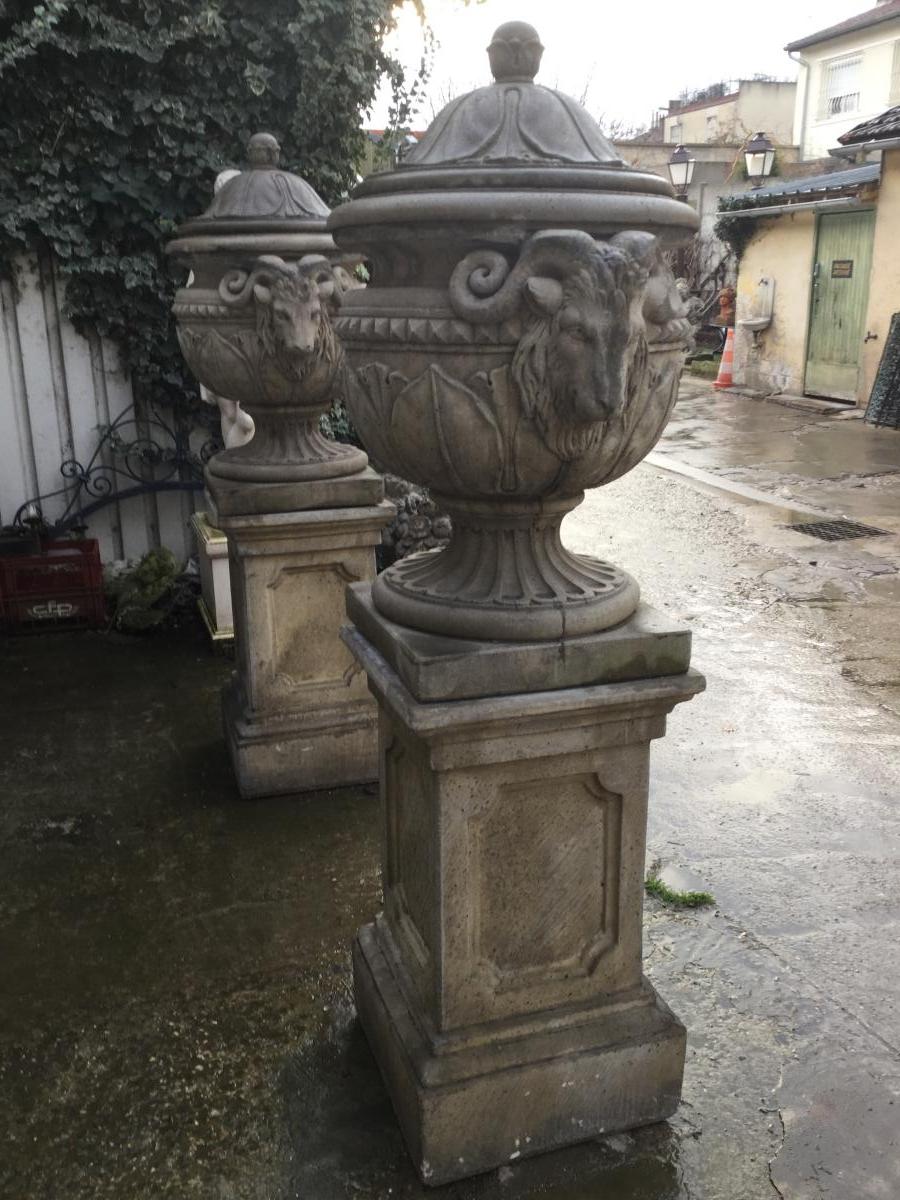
[0,539,106,631]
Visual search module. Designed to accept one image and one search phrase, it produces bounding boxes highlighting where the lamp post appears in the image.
[745,130,776,188]
[668,144,696,200]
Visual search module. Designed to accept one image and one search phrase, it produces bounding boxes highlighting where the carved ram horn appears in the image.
[449,229,639,324]
[294,253,336,302]
[611,231,688,329]
[218,254,294,308]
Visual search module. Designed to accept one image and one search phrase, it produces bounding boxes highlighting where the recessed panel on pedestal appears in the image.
[384,733,436,1006]
[268,560,358,693]
[471,774,621,993]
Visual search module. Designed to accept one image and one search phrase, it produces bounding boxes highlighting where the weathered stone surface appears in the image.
[217,502,392,798]
[353,926,686,1186]
[168,133,368,487]
[221,677,378,799]
[341,621,703,1182]
[207,466,383,519]
[346,581,692,702]
[330,26,697,641]
[328,20,703,1184]
[168,136,389,798]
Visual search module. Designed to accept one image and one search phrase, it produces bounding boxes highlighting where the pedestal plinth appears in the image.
[341,586,704,1184]
[209,472,392,798]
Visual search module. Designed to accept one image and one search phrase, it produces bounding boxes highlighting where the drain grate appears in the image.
[785,519,892,542]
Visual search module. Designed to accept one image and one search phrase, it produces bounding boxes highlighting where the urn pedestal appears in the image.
[209,477,391,798]
[342,587,703,1184]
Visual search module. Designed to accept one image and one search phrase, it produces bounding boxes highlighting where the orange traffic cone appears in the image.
[714,328,735,390]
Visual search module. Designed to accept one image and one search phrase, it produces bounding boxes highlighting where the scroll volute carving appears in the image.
[449,229,689,449]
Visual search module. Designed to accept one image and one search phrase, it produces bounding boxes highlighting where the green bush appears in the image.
[106,547,181,631]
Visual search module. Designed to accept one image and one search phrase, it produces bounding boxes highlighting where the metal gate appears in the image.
[805,209,875,401]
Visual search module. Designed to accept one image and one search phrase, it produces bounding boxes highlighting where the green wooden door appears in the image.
[805,210,875,401]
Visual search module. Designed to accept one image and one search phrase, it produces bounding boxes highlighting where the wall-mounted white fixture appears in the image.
[738,276,775,346]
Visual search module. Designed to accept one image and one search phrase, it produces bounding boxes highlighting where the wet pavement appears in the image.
[2,386,900,1199]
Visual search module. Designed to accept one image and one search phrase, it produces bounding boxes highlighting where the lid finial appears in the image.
[247,132,281,168]
[488,21,544,83]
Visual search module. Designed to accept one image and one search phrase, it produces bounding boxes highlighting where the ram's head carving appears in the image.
[218,254,342,380]
[449,229,687,459]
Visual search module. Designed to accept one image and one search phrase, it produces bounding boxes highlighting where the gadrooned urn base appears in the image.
[371,494,640,641]
[205,420,368,483]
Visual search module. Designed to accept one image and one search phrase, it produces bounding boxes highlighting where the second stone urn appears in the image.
[171,133,367,490]
[167,133,391,797]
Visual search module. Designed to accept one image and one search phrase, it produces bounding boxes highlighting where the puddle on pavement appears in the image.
[654,864,713,898]
[865,572,900,601]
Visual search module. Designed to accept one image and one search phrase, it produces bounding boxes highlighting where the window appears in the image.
[820,55,862,119]
[706,114,719,139]
[669,122,683,144]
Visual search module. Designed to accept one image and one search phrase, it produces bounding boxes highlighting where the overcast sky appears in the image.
[371,0,866,131]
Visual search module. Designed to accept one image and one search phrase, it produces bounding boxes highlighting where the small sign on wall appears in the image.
[832,259,854,279]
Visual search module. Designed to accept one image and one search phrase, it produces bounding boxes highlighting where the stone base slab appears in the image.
[347,582,692,702]
[353,923,686,1186]
[222,678,377,798]
[207,466,384,518]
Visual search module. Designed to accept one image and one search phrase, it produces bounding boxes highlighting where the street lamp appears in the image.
[667,144,696,199]
[744,131,775,188]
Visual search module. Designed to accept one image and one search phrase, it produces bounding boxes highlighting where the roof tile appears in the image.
[785,0,900,52]
[839,105,900,143]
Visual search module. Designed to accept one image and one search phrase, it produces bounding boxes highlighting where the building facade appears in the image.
[729,141,900,407]
[662,80,796,147]
[787,0,900,160]
[614,141,804,291]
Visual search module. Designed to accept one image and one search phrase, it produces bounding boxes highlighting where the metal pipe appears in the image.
[831,136,900,158]
[788,50,810,158]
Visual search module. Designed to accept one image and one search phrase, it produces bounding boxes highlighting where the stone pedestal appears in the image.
[209,474,392,798]
[342,584,704,1184]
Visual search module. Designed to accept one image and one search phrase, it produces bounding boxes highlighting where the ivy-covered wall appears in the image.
[0,0,426,412]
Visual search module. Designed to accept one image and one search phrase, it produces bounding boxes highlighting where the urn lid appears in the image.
[329,22,698,243]
[167,132,335,260]
[406,22,623,169]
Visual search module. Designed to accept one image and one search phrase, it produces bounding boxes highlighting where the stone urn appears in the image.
[329,23,697,641]
[167,131,367,486]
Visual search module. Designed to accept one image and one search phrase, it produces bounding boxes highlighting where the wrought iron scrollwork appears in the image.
[12,402,222,533]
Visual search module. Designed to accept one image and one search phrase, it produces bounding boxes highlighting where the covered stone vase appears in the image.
[167,132,367,485]
[329,23,699,640]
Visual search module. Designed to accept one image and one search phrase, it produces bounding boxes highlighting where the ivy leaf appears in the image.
[0,0,437,415]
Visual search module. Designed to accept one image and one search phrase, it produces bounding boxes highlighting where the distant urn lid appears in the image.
[168,133,335,260]
[330,22,697,243]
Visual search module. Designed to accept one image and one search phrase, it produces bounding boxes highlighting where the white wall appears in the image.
[793,21,900,158]
[734,81,797,147]
[663,83,796,147]
[0,251,202,563]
